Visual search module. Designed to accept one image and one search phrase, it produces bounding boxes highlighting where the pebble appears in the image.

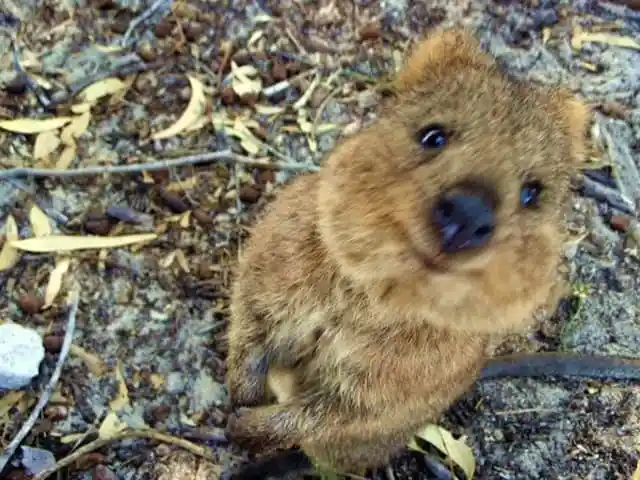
[17,293,45,314]
[0,323,45,389]
[165,371,186,394]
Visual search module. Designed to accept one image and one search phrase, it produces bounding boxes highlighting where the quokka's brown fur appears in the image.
[224,26,591,474]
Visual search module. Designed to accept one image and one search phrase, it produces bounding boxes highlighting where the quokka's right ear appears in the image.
[392,27,495,93]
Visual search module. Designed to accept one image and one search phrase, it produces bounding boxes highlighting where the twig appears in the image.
[576,175,635,215]
[121,0,173,47]
[32,428,216,480]
[0,290,79,472]
[0,150,319,181]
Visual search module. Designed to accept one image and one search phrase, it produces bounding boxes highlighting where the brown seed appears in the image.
[359,23,381,41]
[197,262,215,279]
[192,208,214,227]
[220,86,236,105]
[91,465,118,480]
[239,93,258,107]
[231,50,252,65]
[43,335,64,354]
[271,60,288,82]
[160,190,189,213]
[44,405,69,421]
[18,294,45,314]
[137,42,157,62]
[155,18,174,38]
[610,214,631,233]
[256,169,276,186]
[92,0,117,9]
[238,185,262,204]
[150,169,170,183]
[110,17,129,34]
[85,218,112,235]
[150,404,171,423]
[183,22,204,42]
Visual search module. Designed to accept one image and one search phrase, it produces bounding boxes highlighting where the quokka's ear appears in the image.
[392,27,495,93]
[560,96,593,168]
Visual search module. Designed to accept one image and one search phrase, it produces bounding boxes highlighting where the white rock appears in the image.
[0,323,45,389]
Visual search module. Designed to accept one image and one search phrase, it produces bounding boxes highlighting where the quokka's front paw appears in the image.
[225,405,299,455]
[226,352,269,408]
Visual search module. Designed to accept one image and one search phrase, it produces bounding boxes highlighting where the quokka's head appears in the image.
[317,27,591,332]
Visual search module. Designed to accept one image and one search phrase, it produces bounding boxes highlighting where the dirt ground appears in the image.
[1,0,639,479]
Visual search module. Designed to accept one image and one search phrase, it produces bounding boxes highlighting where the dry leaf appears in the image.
[408,424,475,480]
[231,61,263,97]
[175,249,190,272]
[0,215,20,271]
[254,104,285,115]
[61,112,91,144]
[165,176,198,192]
[293,73,321,110]
[10,233,157,253]
[78,77,128,104]
[152,75,207,140]
[29,204,52,237]
[98,411,128,439]
[0,117,72,134]
[179,211,191,229]
[572,27,640,50]
[633,460,640,480]
[110,362,131,411]
[0,391,25,418]
[70,345,109,377]
[33,130,61,160]
[150,373,165,389]
[55,144,77,170]
[159,250,177,268]
[59,433,86,444]
[44,257,71,308]
[70,103,93,114]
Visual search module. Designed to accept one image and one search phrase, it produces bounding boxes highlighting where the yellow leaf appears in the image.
[109,362,130,411]
[59,433,85,444]
[0,117,72,134]
[572,27,640,51]
[33,130,61,160]
[55,144,77,170]
[44,257,71,308]
[231,61,263,97]
[94,44,125,53]
[633,460,640,480]
[98,411,128,439]
[70,345,109,377]
[70,103,93,114]
[0,215,20,271]
[29,204,52,237]
[408,424,475,480]
[159,250,177,268]
[0,391,25,418]
[152,75,207,140]
[150,374,165,389]
[78,77,127,104]
[175,248,190,272]
[61,112,91,144]
[254,104,285,116]
[9,233,157,253]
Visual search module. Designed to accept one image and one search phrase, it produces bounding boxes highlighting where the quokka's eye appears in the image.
[520,180,543,208]
[416,124,448,149]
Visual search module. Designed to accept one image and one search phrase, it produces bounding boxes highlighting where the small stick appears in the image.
[0,290,79,472]
[121,0,173,47]
[576,175,635,215]
[0,150,319,181]
[31,427,216,480]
